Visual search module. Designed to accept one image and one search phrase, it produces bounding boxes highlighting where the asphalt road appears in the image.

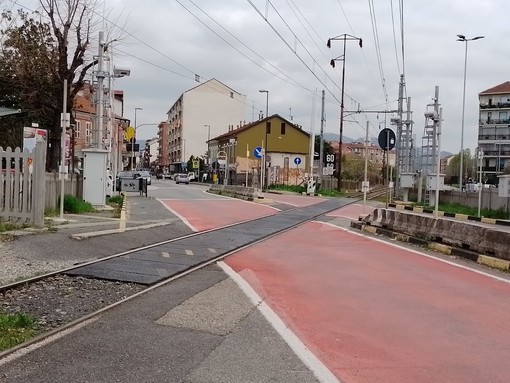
[4,183,510,382]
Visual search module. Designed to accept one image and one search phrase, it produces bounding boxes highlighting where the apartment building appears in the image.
[163,78,246,173]
[478,81,510,182]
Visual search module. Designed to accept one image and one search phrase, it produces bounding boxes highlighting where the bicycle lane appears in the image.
[158,198,279,231]
[223,215,510,382]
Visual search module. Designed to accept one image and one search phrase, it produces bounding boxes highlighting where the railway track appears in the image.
[0,197,354,360]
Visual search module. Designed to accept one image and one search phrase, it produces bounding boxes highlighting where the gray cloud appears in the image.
[104,0,507,155]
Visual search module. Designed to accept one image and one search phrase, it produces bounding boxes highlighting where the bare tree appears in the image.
[0,0,101,170]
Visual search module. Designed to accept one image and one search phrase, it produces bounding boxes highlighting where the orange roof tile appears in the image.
[479,81,510,95]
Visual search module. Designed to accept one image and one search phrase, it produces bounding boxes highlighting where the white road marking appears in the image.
[185,249,193,256]
[218,261,341,383]
[161,252,170,258]
[208,248,217,253]
[157,199,197,232]
[316,220,510,285]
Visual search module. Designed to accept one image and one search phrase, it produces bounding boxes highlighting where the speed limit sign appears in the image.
[326,154,335,164]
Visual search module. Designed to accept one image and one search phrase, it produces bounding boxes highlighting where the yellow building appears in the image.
[208,114,311,186]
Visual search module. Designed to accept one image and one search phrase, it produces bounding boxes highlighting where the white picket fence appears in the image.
[0,144,46,227]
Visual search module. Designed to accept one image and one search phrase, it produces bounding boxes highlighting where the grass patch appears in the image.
[268,184,346,197]
[107,195,124,218]
[59,194,95,214]
[413,202,508,219]
[0,312,38,351]
[0,220,25,233]
[268,184,306,193]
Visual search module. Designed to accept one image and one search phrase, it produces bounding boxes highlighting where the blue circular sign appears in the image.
[294,157,302,166]
[254,146,263,159]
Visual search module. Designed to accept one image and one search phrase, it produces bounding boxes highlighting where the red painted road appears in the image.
[224,206,510,382]
[326,202,374,220]
[159,198,277,231]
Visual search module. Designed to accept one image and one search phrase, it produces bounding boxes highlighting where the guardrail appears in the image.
[207,184,262,201]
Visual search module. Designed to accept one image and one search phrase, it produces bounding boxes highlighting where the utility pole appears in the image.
[318,90,325,190]
[394,75,405,197]
[327,34,362,192]
[96,31,105,149]
[363,120,369,213]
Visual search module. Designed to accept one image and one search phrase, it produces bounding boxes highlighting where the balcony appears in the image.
[478,119,510,126]
[480,102,510,109]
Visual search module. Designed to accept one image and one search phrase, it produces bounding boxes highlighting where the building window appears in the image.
[230,92,233,98]
[266,121,271,134]
[85,122,91,144]
[74,121,81,139]
[280,122,286,135]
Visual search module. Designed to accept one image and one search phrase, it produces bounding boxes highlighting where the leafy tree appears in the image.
[0,1,99,170]
[446,149,475,184]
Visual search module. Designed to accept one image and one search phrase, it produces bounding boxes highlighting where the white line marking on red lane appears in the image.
[157,199,197,232]
[218,261,341,383]
[316,220,510,285]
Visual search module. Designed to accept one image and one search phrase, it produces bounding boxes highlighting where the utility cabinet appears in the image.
[83,149,108,206]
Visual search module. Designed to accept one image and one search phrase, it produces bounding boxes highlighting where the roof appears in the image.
[208,114,309,142]
[479,81,510,96]
[185,78,242,96]
[0,107,22,117]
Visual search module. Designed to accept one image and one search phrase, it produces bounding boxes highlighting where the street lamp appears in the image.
[132,107,142,170]
[457,34,484,191]
[259,89,269,190]
[328,34,362,192]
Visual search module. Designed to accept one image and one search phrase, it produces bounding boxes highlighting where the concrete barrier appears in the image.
[365,208,510,261]
[207,184,262,201]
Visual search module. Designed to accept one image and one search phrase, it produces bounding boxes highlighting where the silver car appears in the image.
[138,170,152,185]
[175,173,190,184]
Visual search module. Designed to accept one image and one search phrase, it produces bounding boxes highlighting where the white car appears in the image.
[175,173,190,184]
[137,170,152,185]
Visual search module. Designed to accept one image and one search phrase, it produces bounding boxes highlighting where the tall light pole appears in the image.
[328,34,362,192]
[457,34,484,191]
[259,89,269,190]
[132,107,142,171]
[204,124,210,182]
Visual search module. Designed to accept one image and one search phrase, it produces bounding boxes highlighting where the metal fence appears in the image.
[0,144,46,227]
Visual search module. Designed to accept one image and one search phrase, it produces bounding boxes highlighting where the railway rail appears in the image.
[0,197,354,360]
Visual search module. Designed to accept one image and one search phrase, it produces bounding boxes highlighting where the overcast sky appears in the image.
[12,0,510,154]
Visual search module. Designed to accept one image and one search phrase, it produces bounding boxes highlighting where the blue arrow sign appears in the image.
[294,157,302,166]
[254,146,263,159]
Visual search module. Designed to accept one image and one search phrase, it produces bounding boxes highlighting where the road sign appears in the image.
[192,160,199,169]
[326,154,335,164]
[217,150,227,165]
[254,146,263,159]
[378,128,396,151]
[294,157,302,166]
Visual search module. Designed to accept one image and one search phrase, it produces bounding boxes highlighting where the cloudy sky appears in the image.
[10,0,510,154]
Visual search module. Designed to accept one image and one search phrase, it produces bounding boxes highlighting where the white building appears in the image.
[165,78,246,172]
[478,81,510,182]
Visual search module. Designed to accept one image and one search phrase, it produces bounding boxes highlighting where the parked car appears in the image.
[175,173,190,184]
[156,172,164,180]
[138,170,152,185]
[188,172,196,182]
[116,171,137,191]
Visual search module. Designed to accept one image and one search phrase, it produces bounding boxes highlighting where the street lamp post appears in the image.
[132,107,142,170]
[259,90,269,190]
[478,148,484,217]
[327,34,362,192]
[457,34,484,191]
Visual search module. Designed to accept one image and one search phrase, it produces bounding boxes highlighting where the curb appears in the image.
[388,203,510,227]
[350,220,510,271]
